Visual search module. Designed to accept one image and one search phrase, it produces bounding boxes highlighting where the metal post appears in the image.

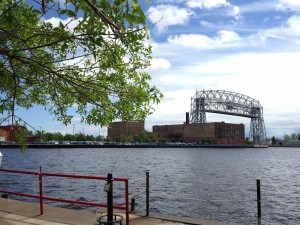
[107,173,113,224]
[1,194,8,198]
[125,179,130,225]
[39,166,44,215]
[257,179,261,224]
[146,170,149,216]
[130,198,135,212]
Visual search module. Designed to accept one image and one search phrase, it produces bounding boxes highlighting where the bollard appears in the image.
[256,179,261,224]
[107,173,113,225]
[146,170,149,217]
[1,194,8,199]
[130,198,135,212]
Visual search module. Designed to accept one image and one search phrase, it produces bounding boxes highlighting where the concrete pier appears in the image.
[0,198,236,225]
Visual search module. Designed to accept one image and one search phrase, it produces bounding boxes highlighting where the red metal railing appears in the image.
[0,167,130,225]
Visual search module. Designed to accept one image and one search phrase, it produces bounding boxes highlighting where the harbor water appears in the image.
[0,147,299,225]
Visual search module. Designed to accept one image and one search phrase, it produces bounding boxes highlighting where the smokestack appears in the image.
[186,112,190,124]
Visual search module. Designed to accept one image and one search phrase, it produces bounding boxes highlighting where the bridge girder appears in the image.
[190,90,266,144]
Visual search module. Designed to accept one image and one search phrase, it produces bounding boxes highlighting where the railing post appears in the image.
[125,179,130,225]
[107,173,113,224]
[39,166,44,215]
[257,179,261,224]
[146,170,149,217]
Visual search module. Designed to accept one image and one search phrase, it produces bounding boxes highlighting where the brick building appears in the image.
[153,122,245,145]
[107,121,145,141]
[0,125,37,143]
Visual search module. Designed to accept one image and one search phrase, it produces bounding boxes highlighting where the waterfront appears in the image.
[0,147,299,225]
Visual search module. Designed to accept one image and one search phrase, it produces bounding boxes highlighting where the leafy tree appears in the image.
[64,133,74,141]
[95,135,104,141]
[290,133,298,141]
[119,134,133,142]
[283,134,291,142]
[105,136,112,142]
[0,0,162,131]
[135,131,148,142]
[244,137,252,145]
[52,132,64,141]
[35,130,46,142]
[120,134,128,143]
[148,134,157,142]
[271,136,276,145]
[86,134,95,141]
[75,133,86,141]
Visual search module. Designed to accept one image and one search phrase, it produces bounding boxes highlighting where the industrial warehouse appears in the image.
[107,113,245,145]
[108,90,266,145]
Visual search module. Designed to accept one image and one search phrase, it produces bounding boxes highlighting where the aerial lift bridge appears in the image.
[190,90,266,145]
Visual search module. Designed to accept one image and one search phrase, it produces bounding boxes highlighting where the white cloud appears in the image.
[200,20,214,28]
[250,15,300,44]
[286,16,300,36]
[231,6,241,20]
[186,0,240,20]
[148,49,300,137]
[167,30,241,48]
[147,5,193,33]
[186,0,230,9]
[146,58,171,74]
[276,0,300,11]
[44,17,81,31]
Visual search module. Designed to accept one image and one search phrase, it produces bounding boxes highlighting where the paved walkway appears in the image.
[0,198,235,225]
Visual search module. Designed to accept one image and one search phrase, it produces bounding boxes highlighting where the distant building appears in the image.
[107,121,145,141]
[284,141,300,147]
[0,125,37,143]
[153,122,245,145]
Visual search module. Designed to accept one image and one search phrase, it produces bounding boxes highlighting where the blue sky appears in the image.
[6,0,300,138]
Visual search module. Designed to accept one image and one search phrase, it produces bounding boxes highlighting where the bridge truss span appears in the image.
[190,90,266,145]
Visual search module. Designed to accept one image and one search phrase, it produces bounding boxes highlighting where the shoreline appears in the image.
[0,143,253,149]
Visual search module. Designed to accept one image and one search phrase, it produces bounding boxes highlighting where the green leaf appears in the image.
[0,0,162,131]
[133,0,138,9]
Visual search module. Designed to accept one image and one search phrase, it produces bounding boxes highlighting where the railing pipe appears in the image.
[0,168,129,224]
[0,168,39,175]
[0,190,40,199]
[42,172,107,180]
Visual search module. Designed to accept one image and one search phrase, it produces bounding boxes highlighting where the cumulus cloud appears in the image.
[186,0,230,9]
[186,0,240,20]
[146,58,172,74]
[167,30,241,48]
[276,0,300,11]
[230,6,241,19]
[286,16,300,36]
[147,5,194,33]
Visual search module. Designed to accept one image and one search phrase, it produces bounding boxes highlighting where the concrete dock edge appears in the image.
[0,198,236,225]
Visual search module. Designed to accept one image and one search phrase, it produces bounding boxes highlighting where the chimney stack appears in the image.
[186,112,190,124]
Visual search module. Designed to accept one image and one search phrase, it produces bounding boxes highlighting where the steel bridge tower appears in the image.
[190,90,266,145]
